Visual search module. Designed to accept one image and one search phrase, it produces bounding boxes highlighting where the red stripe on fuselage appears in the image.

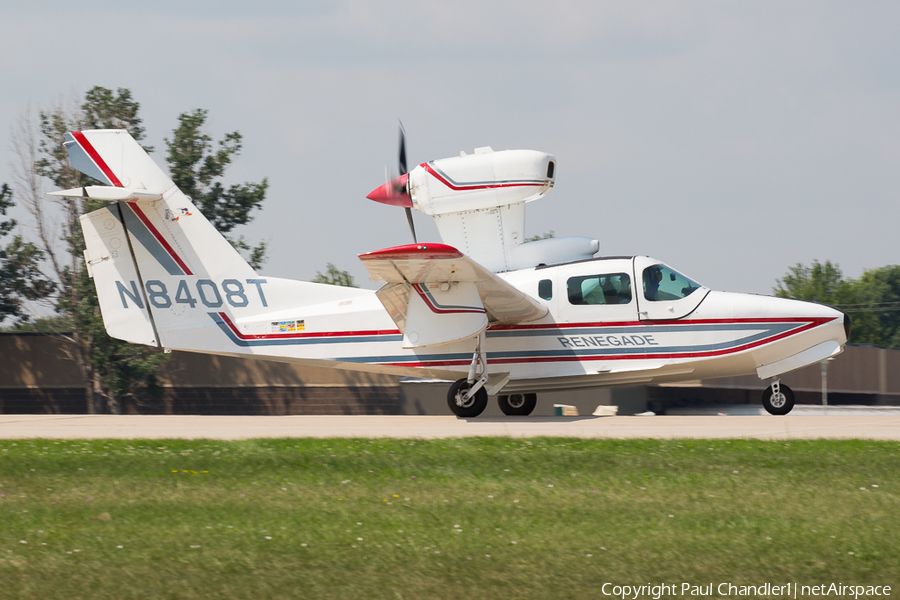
[216,312,400,340]
[71,131,123,187]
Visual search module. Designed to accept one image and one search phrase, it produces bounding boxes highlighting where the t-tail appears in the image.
[58,129,367,353]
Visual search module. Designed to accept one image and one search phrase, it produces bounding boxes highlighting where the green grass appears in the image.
[0,438,898,599]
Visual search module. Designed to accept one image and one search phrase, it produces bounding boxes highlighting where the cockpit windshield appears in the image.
[642,264,701,302]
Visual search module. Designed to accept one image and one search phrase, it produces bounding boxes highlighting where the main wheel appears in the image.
[762,383,795,415]
[447,379,488,418]
[498,393,537,416]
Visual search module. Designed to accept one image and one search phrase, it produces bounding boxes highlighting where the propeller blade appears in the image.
[405,206,417,243]
[398,121,407,175]
[367,121,416,243]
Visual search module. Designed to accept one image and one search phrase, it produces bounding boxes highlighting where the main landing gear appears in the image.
[446,331,540,418]
[447,379,489,418]
[447,331,490,418]
[447,386,538,418]
[498,393,537,416]
[762,380,795,415]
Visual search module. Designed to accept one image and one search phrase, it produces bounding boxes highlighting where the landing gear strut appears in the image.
[498,393,537,416]
[447,331,490,418]
[762,380,795,415]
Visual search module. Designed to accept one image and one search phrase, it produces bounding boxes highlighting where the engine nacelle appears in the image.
[367,145,592,274]
[408,147,555,216]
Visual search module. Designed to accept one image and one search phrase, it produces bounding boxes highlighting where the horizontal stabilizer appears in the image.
[49,186,163,202]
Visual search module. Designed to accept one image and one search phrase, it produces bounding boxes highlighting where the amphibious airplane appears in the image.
[54,129,849,417]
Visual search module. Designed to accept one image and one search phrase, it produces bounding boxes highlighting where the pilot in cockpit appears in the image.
[644,267,662,301]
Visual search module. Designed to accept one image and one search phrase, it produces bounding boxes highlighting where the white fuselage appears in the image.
[192,255,846,394]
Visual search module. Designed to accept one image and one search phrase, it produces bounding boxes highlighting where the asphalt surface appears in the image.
[0,414,898,440]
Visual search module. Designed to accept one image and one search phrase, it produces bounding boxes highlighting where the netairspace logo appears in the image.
[600,582,892,599]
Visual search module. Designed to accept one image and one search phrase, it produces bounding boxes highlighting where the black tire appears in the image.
[762,384,795,415]
[498,393,537,416]
[447,379,488,418]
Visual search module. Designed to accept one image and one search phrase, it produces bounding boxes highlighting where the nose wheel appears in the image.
[762,380,795,415]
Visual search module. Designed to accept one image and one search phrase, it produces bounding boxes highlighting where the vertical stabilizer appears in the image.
[71,129,258,347]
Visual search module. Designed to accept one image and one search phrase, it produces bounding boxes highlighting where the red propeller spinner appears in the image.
[366,173,411,208]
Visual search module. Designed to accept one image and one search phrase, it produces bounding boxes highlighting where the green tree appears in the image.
[13,87,161,413]
[165,109,268,269]
[0,183,54,324]
[81,87,149,144]
[13,87,268,412]
[843,266,900,349]
[774,261,900,349]
[311,263,358,287]
[774,260,852,306]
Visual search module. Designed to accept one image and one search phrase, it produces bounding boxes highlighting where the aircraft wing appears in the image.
[359,243,548,348]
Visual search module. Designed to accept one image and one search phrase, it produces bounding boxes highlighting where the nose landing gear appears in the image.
[762,380,795,415]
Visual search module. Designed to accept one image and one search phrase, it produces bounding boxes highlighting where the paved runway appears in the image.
[0,414,898,440]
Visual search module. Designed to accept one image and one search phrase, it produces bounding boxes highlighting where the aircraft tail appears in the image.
[68,129,363,351]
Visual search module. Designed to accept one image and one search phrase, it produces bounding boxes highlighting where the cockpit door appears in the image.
[633,256,710,321]
[554,259,639,324]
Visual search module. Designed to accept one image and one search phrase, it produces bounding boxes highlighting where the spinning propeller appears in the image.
[367,123,416,243]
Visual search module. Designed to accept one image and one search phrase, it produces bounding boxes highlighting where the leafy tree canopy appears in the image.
[774,260,853,306]
[12,86,269,412]
[775,260,900,349]
[311,263,358,288]
[37,87,148,191]
[165,109,268,269]
[0,183,53,324]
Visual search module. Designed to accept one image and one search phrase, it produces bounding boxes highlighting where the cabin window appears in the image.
[547,161,555,179]
[642,264,700,301]
[538,279,553,300]
[567,273,632,305]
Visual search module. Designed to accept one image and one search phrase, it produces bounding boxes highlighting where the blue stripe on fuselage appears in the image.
[209,314,800,365]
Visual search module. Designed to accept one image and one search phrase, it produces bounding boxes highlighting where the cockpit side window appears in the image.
[642,264,700,302]
[567,273,632,305]
[538,279,553,301]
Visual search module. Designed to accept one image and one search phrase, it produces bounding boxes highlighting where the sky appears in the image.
[1,1,898,295]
